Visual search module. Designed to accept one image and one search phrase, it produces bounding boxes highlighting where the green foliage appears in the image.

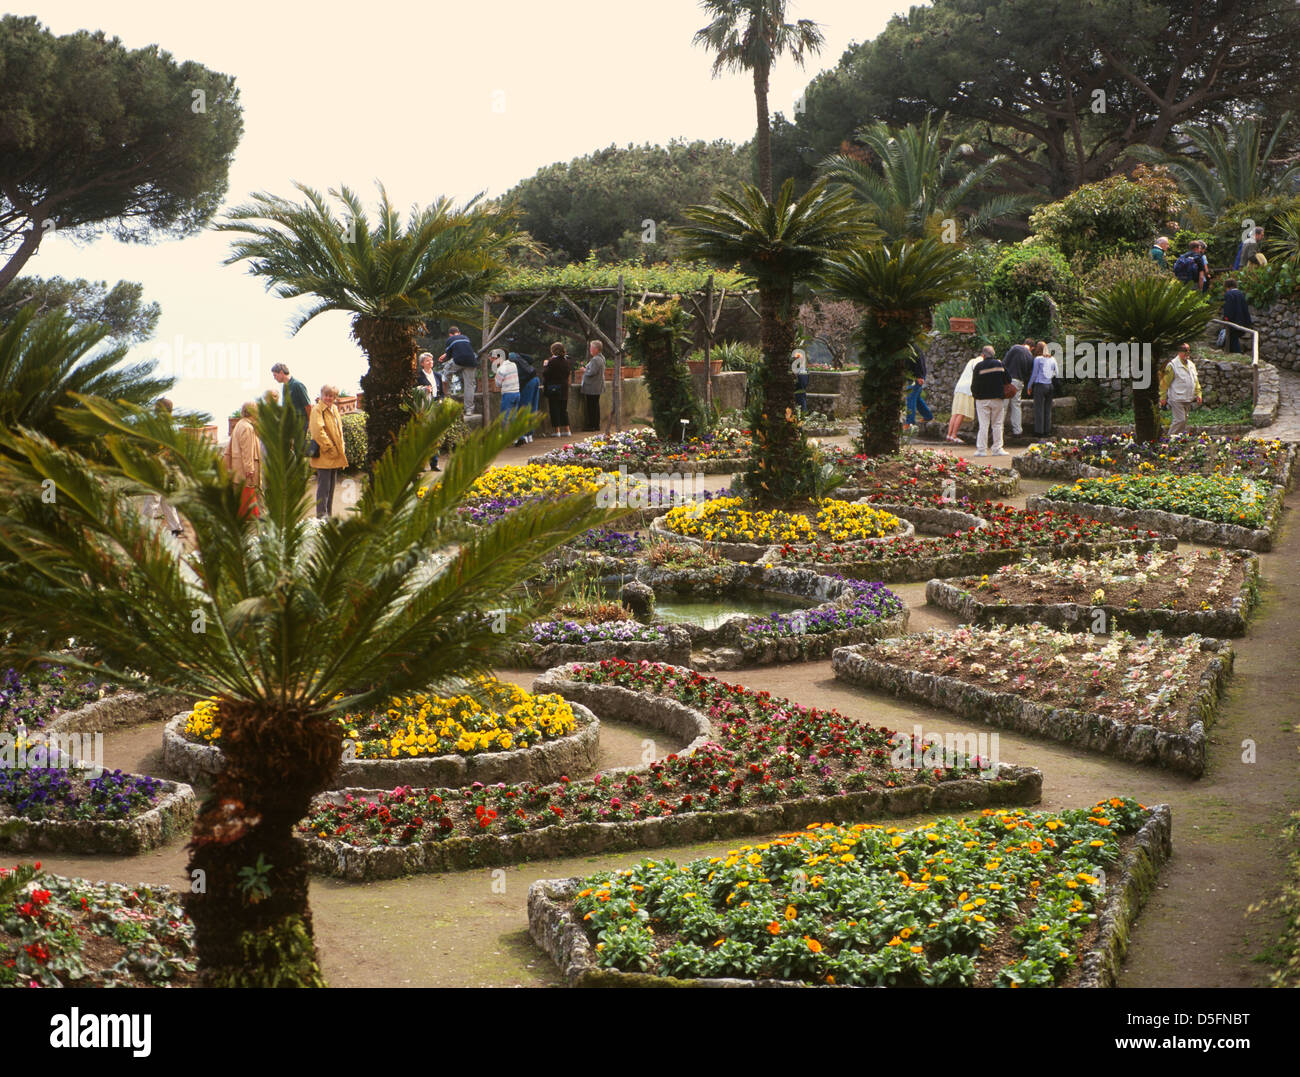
[988,244,1076,309]
[625,299,704,439]
[974,302,1026,357]
[0,277,160,343]
[1021,291,1056,340]
[498,254,749,295]
[0,306,177,449]
[1028,166,1187,261]
[501,140,753,263]
[204,916,327,990]
[0,15,243,287]
[818,113,1032,242]
[341,412,367,469]
[708,340,763,373]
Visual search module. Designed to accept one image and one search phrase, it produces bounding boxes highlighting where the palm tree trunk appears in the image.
[353,316,420,470]
[746,285,814,507]
[1133,358,1164,443]
[185,702,342,987]
[857,335,907,457]
[754,64,773,199]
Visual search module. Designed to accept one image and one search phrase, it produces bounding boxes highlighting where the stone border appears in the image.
[777,535,1178,585]
[831,638,1232,777]
[0,779,196,856]
[839,469,1019,504]
[162,701,601,789]
[506,628,693,670]
[1078,803,1173,988]
[650,508,915,564]
[1025,491,1283,551]
[303,665,1043,881]
[1253,362,1280,428]
[526,803,1171,989]
[46,688,192,736]
[925,552,1260,637]
[1052,422,1255,439]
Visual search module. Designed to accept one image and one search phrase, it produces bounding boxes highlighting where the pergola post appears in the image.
[613,274,625,433]
[704,273,715,415]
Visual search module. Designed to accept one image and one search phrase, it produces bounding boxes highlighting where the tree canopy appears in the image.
[0,15,244,288]
[501,139,752,263]
[773,0,1300,198]
[0,276,160,343]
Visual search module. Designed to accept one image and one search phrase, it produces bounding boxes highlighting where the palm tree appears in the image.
[819,115,1033,243]
[822,240,972,456]
[1131,113,1300,218]
[0,397,611,986]
[0,306,180,445]
[693,0,824,198]
[1078,278,1215,443]
[219,183,517,469]
[675,180,875,505]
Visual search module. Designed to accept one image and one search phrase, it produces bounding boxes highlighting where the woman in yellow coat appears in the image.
[308,384,348,517]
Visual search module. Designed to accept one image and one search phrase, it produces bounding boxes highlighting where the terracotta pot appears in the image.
[688,359,724,375]
[606,365,644,380]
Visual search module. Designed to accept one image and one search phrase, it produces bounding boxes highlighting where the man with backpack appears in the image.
[440,326,479,415]
[1173,242,1210,291]
[509,351,540,445]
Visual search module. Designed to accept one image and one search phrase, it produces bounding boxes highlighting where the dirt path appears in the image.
[25,433,1300,988]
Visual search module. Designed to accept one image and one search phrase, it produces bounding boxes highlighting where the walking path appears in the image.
[1252,366,1300,443]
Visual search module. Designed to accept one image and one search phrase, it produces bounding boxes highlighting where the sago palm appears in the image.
[674,179,875,505]
[0,305,179,447]
[219,182,517,469]
[822,239,972,456]
[1078,277,1214,443]
[693,0,824,198]
[0,397,613,986]
[1131,113,1300,218]
[819,115,1032,243]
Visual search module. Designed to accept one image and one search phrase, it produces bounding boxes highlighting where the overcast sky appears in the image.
[22,0,903,422]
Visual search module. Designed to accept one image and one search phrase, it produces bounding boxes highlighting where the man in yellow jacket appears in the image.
[1159,343,1202,436]
[308,384,348,517]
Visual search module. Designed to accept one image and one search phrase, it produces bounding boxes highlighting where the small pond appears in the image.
[651,592,815,630]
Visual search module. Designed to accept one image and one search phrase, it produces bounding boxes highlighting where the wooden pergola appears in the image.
[470,274,760,431]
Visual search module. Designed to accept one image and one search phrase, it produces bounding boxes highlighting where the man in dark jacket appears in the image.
[440,327,478,415]
[1001,338,1035,436]
[1221,279,1253,354]
[904,345,932,429]
[970,345,1012,456]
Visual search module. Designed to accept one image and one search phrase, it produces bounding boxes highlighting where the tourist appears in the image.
[493,349,522,431]
[1150,236,1170,267]
[1027,341,1059,437]
[945,353,980,443]
[146,397,183,543]
[229,402,262,518]
[904,344,932,431]
[581,339,606,432]
[1236,227,1266,269]
[542,342,572,437]
[1221,279,1253,355]
[1001,337,1035,438]
[416,352,443,471]
[440,326,479,416]
[1173,240,1211,292]
[510,351,540,446]
[270,362,311,428]
[971,345,1012,457]
[1160,343,1202,436]
[792,349,810,412]
[308,385,347,518]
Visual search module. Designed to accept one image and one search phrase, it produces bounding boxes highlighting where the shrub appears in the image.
[704,341,762,374]
[341,412,366,469]
[1076,252,1171,298]
[1028,165,1186,261]
[1021,290,1056,340]
[989,244,1076,309]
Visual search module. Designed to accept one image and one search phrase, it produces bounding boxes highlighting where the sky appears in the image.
[19,0,906,422]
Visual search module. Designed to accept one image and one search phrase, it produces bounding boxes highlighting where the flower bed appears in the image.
[301,661,1043,881]
[1028,473,1284,551]
[508,621,694,670]
[527,797,1168,988]
[832,626,1232,775]
[164,681,600,789]
[450,463,659,525]
[1015,433,1295,486]
[0,863,196,987]
[530,427,752,474]
[0,664,115,737]
[926,549,1260,637]
[655,498,913,562]
[565,527,646,559]
[773,502,1176,583]
[827,448,1019,502]
[0,769,195,856]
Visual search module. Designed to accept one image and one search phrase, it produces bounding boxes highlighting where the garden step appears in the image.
[803,392,839,417]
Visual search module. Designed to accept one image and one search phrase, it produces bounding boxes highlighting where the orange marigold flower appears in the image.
[804,936,823,953]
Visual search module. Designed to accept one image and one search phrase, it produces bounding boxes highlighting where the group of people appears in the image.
[1156,233,1258,354]
[936,339,1059,453]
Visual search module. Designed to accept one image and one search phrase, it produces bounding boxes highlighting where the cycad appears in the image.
[674,179,876,504]
[1131,114,1300,218]
[219,183,517,468]
[819,115,1033,243]
[1078,277,1214,442]
[822,239,971,455]
[0,396,612,986]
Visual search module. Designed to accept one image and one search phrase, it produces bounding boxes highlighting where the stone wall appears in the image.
[1251,295,1300,372]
